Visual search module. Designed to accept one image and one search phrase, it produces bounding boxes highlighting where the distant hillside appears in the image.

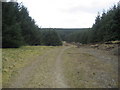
[41,28,90,31]
[40,28,90,41]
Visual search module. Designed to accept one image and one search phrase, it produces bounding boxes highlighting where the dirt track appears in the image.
[8,46,118,88]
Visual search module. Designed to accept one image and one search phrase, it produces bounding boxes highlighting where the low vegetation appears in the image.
[2,46,55,87]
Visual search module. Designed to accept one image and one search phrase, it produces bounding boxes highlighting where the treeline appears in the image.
[2,2,120,47]
[41,29,62,46]
[61,2,120,44]
[62,29,91,44]
[92,3,120,43]
[2,2,62,48]
[56,28,90,43]
[56,28,89,41]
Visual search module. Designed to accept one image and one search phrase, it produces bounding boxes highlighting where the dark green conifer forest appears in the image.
[2,2,62,48]
[2,2,120,48]
[60,2,120,44]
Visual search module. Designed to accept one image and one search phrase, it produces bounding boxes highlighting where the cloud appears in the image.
[61,6,100,14]
[17,0,119,28]
[61,0,119,14]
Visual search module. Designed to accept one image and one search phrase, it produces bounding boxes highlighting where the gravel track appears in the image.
[7,46,118,88]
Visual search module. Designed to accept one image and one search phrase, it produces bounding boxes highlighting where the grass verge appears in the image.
[2,46,55,87]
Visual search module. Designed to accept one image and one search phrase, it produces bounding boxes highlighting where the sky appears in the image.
[16,0,119,28]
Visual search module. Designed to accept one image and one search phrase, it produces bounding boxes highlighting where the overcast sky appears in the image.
[17,0,119,28]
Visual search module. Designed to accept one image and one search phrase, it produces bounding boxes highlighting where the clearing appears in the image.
[2,45,118,88]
